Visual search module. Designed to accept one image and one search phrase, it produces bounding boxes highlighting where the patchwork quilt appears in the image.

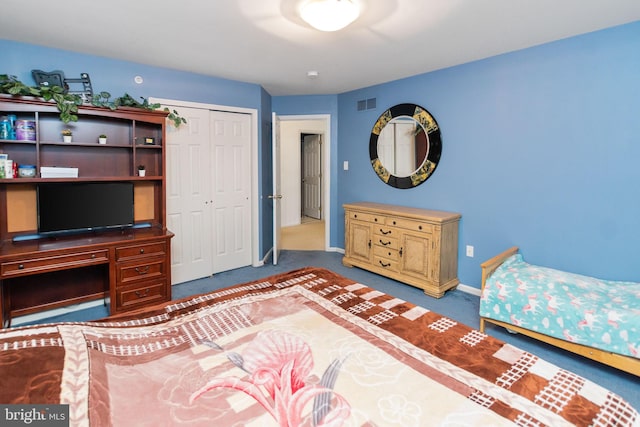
[0,267,638,426]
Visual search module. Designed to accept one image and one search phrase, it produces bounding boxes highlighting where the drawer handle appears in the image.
[91,254,96,259]
[135,266,151,275]
[418,225,423,230]
[393,221,397,225]
[379,260,391,268]
[140,248,145,254]
[135,289,150,298]
[379,228,391,235]
[374,218,378,222]
[18,264,24,270]
[354,214,358,218]
[379,239,391,246]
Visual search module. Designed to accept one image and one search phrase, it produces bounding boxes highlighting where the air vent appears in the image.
[357,97,377,111]
[366,98,376,109]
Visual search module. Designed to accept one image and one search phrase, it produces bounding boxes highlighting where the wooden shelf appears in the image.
[0,176,163,184]
[0,96,173,326]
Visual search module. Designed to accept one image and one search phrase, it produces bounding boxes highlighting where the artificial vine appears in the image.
[0,74,186,127]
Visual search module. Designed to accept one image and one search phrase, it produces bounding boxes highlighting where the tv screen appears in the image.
[37,182,134,235]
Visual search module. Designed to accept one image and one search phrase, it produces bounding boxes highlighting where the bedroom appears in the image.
[1,1,639,425]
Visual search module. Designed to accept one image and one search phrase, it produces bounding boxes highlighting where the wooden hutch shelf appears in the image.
[0,95,174,327]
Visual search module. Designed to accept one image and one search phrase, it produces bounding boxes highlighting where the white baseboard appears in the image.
[457,283,481,296]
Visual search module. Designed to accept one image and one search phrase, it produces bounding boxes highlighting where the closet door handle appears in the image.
[399,247,403,257]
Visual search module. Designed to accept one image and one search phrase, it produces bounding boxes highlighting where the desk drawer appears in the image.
[115,279,169,312]
[115,241,167,261]
[117,257,166,285]
[1,250,109,278]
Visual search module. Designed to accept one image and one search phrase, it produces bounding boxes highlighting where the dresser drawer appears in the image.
[374,256,399,272]
[373,225,398,238]
[374,245,399,261]
[1,249,109,278]
[115,279,169,312]
[349,211,386,225]
[117,257,166,285]
[115,241,167,261]
[372,235,398,250]
[388,218,434,234]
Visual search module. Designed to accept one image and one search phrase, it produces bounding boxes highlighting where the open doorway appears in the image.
[301,133,322,221]
[278,116,329,251]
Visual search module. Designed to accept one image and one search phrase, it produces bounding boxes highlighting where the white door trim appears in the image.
[150,97,260,267]
[278,114,331,251]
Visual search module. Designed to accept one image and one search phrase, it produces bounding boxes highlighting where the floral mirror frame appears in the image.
[369,103,442,189]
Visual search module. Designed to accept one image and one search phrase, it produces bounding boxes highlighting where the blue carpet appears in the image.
[20,250,639,410]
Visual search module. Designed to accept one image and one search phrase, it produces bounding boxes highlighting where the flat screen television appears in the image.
[37,182,134,235]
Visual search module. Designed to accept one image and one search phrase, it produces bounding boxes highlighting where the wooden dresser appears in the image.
[343,202,461,298]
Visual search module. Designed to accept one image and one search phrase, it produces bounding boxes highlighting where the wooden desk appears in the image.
[0,227,173,328]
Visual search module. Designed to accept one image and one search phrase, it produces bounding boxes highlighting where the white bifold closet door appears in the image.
[165,105,252,284]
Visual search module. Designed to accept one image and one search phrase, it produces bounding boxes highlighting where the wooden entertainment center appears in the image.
[0,96,173,327]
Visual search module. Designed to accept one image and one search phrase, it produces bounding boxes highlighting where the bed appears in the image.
[1,266,638,426]
[480,247,640,378]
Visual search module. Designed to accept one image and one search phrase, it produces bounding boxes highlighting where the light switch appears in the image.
[343,161,349,170]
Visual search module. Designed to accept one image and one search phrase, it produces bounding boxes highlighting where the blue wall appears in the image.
[1,40,264,110]
[4,21,639,287]
[1,39,273,257]
[334,22,640,287]
[272,95,339,245]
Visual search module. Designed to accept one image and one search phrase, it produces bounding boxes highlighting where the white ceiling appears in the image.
[2,0,639,96]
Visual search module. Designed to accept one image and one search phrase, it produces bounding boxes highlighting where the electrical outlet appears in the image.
[466,245,474,257]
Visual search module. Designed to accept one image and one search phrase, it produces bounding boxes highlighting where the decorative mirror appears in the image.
[369,103,441,189]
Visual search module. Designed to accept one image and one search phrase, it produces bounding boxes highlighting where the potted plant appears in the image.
[61,129,73,143]
[137,164,146,177]
[98,134,107,144]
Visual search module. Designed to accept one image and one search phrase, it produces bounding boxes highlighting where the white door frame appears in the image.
[150,97,261,267]
[278,114,331,251]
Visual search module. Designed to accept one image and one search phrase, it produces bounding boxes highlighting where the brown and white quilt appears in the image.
[0,267,637,426]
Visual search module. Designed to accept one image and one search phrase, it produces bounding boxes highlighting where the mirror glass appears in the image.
[369,103,442,189]
[376,116,428,177]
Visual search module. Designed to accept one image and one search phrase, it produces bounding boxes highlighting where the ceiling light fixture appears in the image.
[299,0,360,32]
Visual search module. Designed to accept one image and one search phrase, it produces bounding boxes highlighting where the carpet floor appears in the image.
[16,250,639,411]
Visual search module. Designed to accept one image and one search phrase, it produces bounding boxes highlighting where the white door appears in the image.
[211,110,252,273]
[165,106,213,284]
[395,121,417,176]
[302,134,322,219]
[271,112,282,265]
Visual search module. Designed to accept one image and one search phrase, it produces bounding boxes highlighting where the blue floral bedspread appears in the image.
[480,254,640,359]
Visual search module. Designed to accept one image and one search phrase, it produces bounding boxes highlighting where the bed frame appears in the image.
[479,246,640,377]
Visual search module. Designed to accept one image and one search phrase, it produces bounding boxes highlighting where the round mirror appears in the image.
[369,103,441,189]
